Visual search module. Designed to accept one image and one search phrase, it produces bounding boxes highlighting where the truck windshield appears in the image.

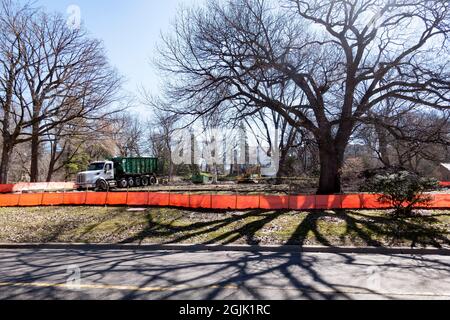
[87,163,105,171]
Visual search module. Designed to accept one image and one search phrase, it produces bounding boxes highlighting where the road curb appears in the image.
[0,243,449,256]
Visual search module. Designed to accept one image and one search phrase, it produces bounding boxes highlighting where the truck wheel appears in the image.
[96,179,108,192]
[141,176,149,186]
[149,176,157,185]
[135,177,141,187]
[128,177,135,188]
[118,179,128,188]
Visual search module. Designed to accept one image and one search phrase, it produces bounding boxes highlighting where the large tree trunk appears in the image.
[1,64,15,184]
[168,160,174,182]
[46,139,61,183]
[30,121,40,183]
[317,139,346,195]
[0,142,12,184]
[46,158,56,182]
[317,150,342,195]
[276,148,289,178]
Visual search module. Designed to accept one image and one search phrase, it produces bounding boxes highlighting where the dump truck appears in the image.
[76,157,158,191]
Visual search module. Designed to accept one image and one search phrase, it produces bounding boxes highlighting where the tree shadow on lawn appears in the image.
[121,209,286,245]
[5,207,448,249]
[344,210,450,248]
[285,210,450,248]
[2,207,130,244]
[121,208,450,249]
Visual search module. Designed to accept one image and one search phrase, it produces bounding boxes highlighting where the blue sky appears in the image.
[36,0,202,117]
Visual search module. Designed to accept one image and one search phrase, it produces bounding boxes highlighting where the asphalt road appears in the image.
[0,248,449,300]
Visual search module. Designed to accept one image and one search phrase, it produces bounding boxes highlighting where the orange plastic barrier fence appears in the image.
[189,195,212,209]
[107,192,128,206]
[18,193,44,207]
[429,194,450,208]
[362,194,390,209]
[0,194,21,207]
[341,194,363,209]
[289,195,316,210]
[148,193,170,207]
[63,192,87,205]
[126,192,149,206]
[316,195,342,210]
[85,192,107,206]
[169,194,190,208]
[211,195,237,210]
[2,191,450,210]
[259,196,289,210]
[236,195,260,210]
[41,193,65,206]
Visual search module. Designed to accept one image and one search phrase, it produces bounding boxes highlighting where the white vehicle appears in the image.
[75,161,116,191]
[75,157,159,191]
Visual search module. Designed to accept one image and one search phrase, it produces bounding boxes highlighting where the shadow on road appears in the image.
[0,248,449,300]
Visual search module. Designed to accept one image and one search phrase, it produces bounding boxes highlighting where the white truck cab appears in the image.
[75,161,116,190]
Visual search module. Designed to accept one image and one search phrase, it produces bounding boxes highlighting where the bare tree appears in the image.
[147,108,180,181]
[156,0,450,194]
[0,1,123,183]
[20,11,122,182]
[43,116,116,182]
[108,112,145,157]
[0,0,33,183]
[357,105,450,174]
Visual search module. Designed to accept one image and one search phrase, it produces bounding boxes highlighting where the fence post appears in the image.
[288,181,293,210]
[126,185,129,207]
[235,186,238,210]
[210,192,213,210]
[258,192,261,210]
[17,191,22,207]
[105,187,109,208]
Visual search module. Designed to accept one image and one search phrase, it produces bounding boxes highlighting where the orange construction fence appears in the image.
[1,191,450,210]
[1,180,446,195]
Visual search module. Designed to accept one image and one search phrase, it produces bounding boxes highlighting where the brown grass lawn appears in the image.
[0,206,449,248]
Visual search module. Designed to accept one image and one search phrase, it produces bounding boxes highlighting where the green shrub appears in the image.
[361,170,439,216]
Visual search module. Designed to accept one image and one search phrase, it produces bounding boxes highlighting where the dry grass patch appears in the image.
[0,207,449,248]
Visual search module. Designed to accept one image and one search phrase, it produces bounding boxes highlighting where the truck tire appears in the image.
[135,177,141,187]
[141,176,149,187]
[149,176,157,185]
[128,177,135,188]
[96,179,108,192]
[118,179,128,188]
